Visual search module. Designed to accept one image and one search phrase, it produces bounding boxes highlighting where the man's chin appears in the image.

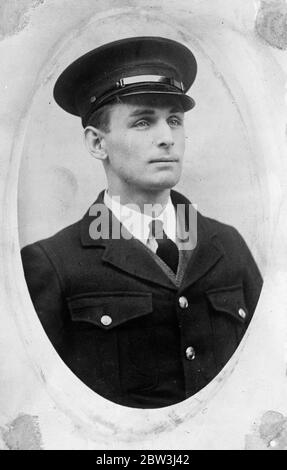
[143,177,180,192]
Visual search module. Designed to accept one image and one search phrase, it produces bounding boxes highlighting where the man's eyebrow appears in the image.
[128,107,184,117]
[129,108,156,117]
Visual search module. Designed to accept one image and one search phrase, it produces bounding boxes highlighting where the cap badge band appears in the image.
[89,75,184,103]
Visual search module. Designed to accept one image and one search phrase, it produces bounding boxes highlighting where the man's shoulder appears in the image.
[198,212,240,237]
[172,189,248,246]
[196,211,256,269]
[22,192,106,255]
[198,211,249,247]
[21,217,83,257]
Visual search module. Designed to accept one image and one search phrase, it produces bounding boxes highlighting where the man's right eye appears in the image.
[133,119,150,128]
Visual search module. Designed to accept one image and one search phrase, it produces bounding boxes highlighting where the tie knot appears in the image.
[148,219,179,274]
[149,219,165,239]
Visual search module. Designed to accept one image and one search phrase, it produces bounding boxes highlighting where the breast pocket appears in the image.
[206,284,249,370]
[67,292,158,395]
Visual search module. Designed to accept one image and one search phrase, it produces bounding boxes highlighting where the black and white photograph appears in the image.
[0,0,287,451]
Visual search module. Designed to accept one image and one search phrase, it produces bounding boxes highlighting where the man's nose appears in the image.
[154,121,174,147]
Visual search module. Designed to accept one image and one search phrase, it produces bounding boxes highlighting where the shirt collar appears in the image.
[104,190,176,244]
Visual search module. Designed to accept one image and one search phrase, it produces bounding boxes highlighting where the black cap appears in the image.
[53,36,197,127]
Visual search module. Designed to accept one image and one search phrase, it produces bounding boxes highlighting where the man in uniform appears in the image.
[21,37,263,408]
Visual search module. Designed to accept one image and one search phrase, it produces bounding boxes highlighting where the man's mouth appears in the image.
[150,158,179,163]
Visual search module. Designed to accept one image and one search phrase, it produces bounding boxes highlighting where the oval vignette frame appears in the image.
[5,4,281,447]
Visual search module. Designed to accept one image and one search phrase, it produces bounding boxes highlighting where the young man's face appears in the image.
[101,96,186,197]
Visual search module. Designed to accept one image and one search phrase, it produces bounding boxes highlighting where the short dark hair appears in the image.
[85,103,114,133]
[86,94,185,132]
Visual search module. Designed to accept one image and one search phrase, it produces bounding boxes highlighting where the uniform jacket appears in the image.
[21,190,263,408]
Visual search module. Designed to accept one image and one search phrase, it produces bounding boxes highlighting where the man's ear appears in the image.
[84,126,107,161]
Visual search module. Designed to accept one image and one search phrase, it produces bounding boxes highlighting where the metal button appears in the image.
[238,308,246,319]
[185,346,196,360]
[100,315,112,326]
[179,296,189,309]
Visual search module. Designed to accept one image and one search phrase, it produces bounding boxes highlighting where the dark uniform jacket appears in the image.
[21,190,263,408]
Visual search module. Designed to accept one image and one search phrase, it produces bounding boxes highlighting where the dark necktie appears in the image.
[149,219,179,274]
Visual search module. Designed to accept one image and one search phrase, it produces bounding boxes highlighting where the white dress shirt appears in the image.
[104,190,176,253]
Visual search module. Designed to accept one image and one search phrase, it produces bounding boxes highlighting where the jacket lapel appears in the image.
[171,191,224,291]
[179,229,224,291]
[80,191,177,290]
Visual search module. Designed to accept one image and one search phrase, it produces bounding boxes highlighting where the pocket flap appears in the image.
[206,284,248,323]
[67,292,153,329]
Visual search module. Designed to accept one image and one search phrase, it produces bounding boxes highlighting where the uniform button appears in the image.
[100,315,112,326]
[179,296,189,309]
[185,346,196,360]
[238,308,247,319]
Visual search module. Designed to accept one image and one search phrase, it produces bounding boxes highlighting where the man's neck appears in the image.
[106,187,171,217]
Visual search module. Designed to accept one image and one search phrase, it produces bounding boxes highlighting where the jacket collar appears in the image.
[80,190,224,290]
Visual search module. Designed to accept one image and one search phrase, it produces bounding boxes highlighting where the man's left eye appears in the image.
[168,117,182,127]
